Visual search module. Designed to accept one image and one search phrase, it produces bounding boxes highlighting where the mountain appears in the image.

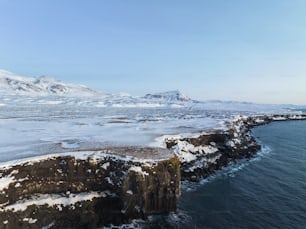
[0,70,298,113]
[143,90,191,102]
[0,70,99,96]
[0,70,195,108]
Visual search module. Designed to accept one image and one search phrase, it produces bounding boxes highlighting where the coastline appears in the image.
[164,113,306,181]
[0,113,305,228]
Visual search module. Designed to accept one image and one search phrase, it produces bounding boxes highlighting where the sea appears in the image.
[139,120,306,229]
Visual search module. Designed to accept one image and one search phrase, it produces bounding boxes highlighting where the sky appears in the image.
[0,0,306,105]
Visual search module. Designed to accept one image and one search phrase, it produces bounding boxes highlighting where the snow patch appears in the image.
[101,162,110,170]
[3,191,114,212]
[171,140,219,163]
[172,141,197,163]
[129,166,149,177]
[126,190,133,195]
[0,149,171,171]
[23,218,38,224]
[0,176,15,190]
[15,182,21,188]
[203,145,219,154]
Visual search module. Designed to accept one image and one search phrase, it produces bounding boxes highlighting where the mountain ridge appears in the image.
[0,70,99,96]
[1,69,302,111]
[0,70,190,101]
[0,70,194,107]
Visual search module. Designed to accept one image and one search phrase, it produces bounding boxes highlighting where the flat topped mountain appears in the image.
[144,90,191,102]
[0,70,98,96]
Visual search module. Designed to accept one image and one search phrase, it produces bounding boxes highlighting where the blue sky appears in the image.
[0,0,306,104]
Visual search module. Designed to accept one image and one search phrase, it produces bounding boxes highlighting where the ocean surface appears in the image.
[141,120,306,229]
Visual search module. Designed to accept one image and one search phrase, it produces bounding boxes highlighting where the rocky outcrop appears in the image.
[165,124,259,181]
[165,114,306,181]
[0,148,180,229]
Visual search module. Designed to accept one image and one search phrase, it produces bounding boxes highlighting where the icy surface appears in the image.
[0,105,230,162]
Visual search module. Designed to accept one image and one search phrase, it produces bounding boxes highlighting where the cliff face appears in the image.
[165,114,306,181]
[0,148,180,229]
[165,124,259,182]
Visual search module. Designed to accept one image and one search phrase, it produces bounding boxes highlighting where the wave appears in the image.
[100,219,144,229]
[139,211,192,229]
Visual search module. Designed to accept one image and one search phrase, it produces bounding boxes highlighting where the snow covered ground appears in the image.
[0,105,228,162]
[0,70,304,163]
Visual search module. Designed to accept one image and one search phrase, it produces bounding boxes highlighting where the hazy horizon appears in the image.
[1,1,306,105]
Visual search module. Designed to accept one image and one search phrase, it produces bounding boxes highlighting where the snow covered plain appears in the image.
[0,70,304,163]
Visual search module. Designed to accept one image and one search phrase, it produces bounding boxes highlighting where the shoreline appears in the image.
[165,113,306,182]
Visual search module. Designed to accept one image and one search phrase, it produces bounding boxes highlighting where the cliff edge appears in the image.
[0,148,180,228]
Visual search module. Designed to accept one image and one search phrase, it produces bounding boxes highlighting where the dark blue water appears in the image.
[143,120,306,229]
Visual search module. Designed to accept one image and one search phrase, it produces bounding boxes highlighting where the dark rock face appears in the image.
[165,122,260,181]
[0,148,180,229]
[122,159,180,217]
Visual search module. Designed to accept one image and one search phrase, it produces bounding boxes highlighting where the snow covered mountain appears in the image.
[104,90,193,108]
[0,69,301,112]
[143,90,191,102]
[0,69,195,107]
[0,70,99,96]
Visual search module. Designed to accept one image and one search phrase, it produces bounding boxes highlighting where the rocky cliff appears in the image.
[165,114,306,181]
[0,148,180,228]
